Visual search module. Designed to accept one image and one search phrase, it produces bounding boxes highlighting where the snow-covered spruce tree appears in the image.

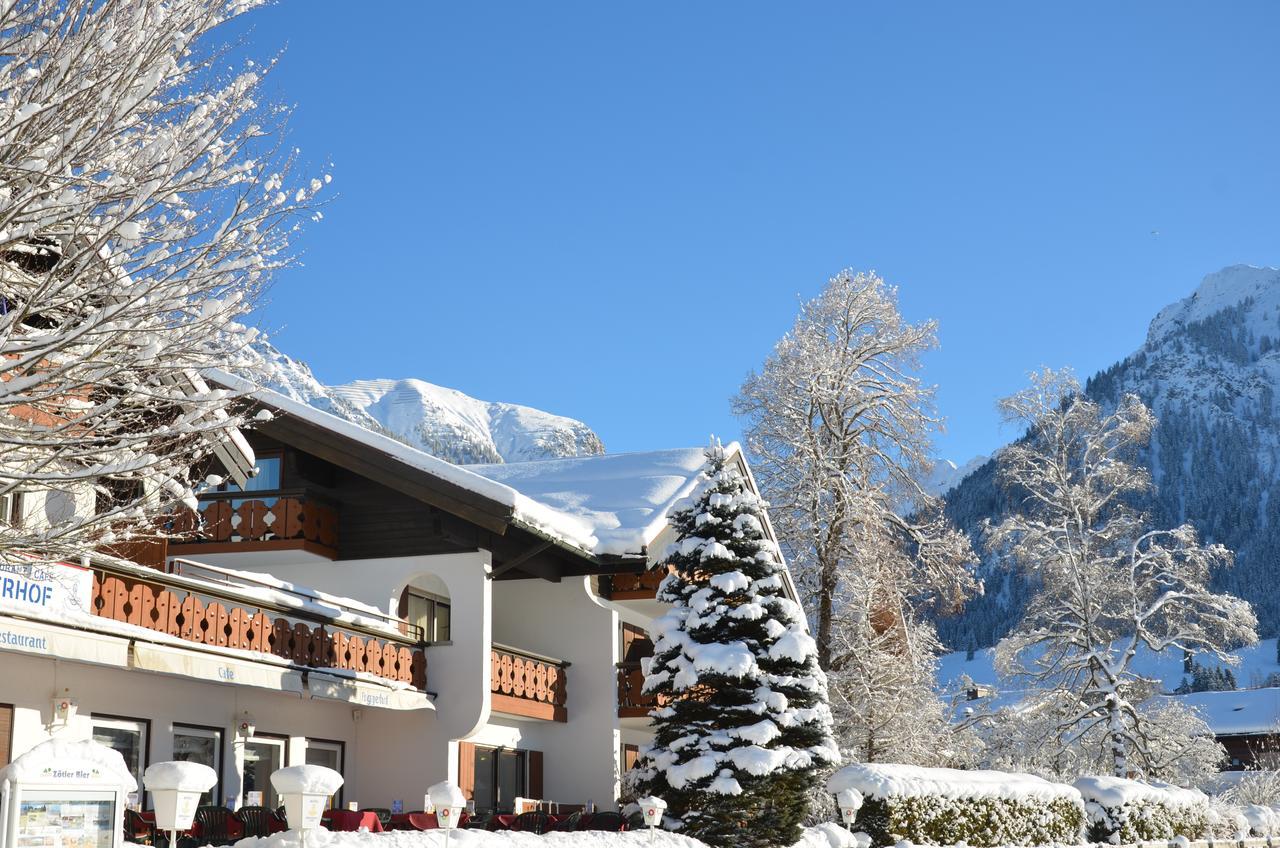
[0,0,321,565]
[990,367,1256,779]
[733,269,976,764]
[634,445,837,848]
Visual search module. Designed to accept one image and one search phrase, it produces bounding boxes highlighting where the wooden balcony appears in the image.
[616,660,656,718]
[603,566,670,601]
[90,560,426,690]
[169,489,339,559]
[490,644,568,722]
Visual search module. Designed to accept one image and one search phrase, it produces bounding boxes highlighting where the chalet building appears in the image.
[1163,688,1280,771]
[0,374,800,816]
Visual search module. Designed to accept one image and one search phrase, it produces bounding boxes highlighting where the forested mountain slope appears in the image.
[938,265,1280,649]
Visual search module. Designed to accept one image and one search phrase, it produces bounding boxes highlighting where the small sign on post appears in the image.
[637,795,667,846]
[428,781,466,848]
[271,764,344,848]
[145,761,217,848]
[836,788,864,832]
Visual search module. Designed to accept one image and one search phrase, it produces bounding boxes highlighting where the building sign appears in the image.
[0,562,94,622]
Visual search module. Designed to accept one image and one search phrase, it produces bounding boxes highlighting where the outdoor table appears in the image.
[325,811,385,832]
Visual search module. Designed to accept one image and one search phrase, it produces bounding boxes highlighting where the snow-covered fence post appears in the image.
[428,781,466,848]
[144,762,216,848]
[837,788,863,832]
[639,796,667,846]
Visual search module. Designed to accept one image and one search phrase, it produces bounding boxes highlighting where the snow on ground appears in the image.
[214,824,852,848]
[938,640,1280,729]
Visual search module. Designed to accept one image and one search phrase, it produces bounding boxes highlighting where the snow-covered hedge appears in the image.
[1073,776,1210,844]
[828,764,1084,847]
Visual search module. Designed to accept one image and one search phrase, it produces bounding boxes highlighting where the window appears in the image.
[172,725,223,806]
[304,739,345,807]
[405,591,450,643]
[471,746,525,816]
[91,715,148,790]
[200,452,284,508]
[242,735,287,808]
[0,492,21,527]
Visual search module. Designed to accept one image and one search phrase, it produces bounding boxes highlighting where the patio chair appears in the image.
[582,810,624,831]
[361,807,392,828]
[125,810,155,846]
[235,806,275,839]
[272,807,288,831]
[194,805,237,846]
[552,811,583,832]
[626,811,647,830]
[511,810,551,834]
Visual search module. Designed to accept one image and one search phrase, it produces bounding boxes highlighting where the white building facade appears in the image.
[0,382,796,818]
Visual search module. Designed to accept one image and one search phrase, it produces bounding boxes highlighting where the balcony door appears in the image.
[469,746,528,815]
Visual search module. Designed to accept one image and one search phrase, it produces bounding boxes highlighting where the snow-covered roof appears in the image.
[208,371,730,561]
[469,447,717,558]
[1160,688,1280,737]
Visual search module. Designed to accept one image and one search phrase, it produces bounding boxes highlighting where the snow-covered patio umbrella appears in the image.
[144,761,217,848]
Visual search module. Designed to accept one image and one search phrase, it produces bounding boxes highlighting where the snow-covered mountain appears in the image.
[924,455,988,498]
[328,378,604,464]
[242,344,605,465]
[939,264,1280,650]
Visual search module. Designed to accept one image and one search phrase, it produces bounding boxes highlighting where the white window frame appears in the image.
[303,739,345,807]
[90,714,149,791]
[172,724,223,805]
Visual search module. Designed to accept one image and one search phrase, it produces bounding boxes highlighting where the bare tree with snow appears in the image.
[990,367,1256,779]
[733,269,976,763]
[0,0,323,564]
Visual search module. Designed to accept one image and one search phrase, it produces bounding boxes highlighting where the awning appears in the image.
[0,615,130,667]
[131,642,305,696]
[306,672,433,711]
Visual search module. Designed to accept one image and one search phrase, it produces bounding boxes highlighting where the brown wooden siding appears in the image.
[527,750,543,800]
[0,704,12,767]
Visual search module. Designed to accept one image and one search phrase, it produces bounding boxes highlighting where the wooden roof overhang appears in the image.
[244,398,647,583]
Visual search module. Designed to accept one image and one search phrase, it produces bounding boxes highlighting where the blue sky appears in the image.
[233,3,1280,463]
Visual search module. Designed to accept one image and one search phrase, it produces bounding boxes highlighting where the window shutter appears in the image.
[458,742,475,800]
[0,704,11,767]
[527,750,543,800]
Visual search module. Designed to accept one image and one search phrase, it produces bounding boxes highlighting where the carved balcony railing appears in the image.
[490,644,568,722]
[616,660,657,718]
[170,489,339,559]
[90,559,426,690]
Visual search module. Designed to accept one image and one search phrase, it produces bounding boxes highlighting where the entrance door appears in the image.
[173,725,223,805]
[243,736,287,808]
[470,746,526,815]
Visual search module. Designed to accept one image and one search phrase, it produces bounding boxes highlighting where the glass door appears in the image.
[304,740,344,808]
[243,736,286,808]
[173,726,222,806]
[90,716,148,792]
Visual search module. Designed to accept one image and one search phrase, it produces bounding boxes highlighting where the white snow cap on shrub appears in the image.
[0,738,136,791]
[828,763,1081,803]
[270,764,343,795]
[428,780,466,809]
[144,761,217,792]
[1243,804,1278,835]
[1073,775,1205,808]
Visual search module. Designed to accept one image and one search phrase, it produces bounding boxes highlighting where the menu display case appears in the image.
[13,792,116,848]
[0,740,134,848]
